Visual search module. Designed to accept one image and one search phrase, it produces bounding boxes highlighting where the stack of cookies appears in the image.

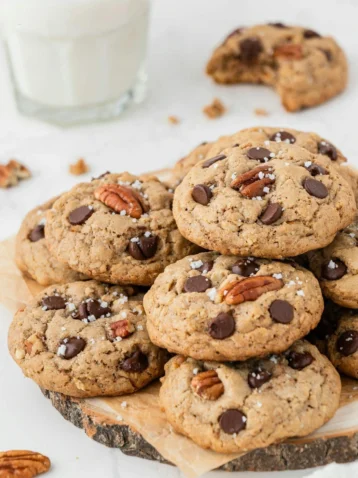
[8,127,358,456]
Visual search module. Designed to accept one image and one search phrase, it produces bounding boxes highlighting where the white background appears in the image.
[0,0,357,477]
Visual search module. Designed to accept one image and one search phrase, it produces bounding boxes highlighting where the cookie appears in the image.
[144,252,323,361]
[206,23,347,111]
[339,165,358,206]
[173,141,356,258]
[45,172,198,286]
[160,341,341,453]
[8,281,169,398]
[327,312,358,379]
[172,126,347,185]
[15,198,87,286]
[308,217,358,308]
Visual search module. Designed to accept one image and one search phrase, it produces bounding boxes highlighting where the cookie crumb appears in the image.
[69,158,89,176]
[168,115,180,125]
[0,159,31,188]
[254,108,269,116]
[203,98,226,119]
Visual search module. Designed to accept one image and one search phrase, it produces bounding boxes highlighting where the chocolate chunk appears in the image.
[232,258,259,276]
[87,299,111,318]
[42,295,66,310]
[198,261,214,274]
[73,302,89,320]
[247,147,273,162]
[303,177,328,198]
[120,350,148,372]
[269,300,294,324]
[219,409,247,434]
[269,22,288,28]
[259,203,283,225]
[248,369,272,388]
[287,351,314,370]
[28,224,45,242]
[202,154,226,168]
[240,37,263,63]
[128,235,158,260]
[209,313,235,340]
[270,131,296,144]
[59,337,86,359]
[321,49,333,61]
[304,29,321,39]
[336,330,358,356]
[192,184,213,205]
[305,163,328,176]
[184,276,212,293]
[321,259,347,281]
[92,171,111,181]
[318,141,337,160]
[68,206,94,225]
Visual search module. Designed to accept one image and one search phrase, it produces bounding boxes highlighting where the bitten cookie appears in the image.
[308,217,358,308]
[8,281,168,398]
[144,252,323,361]
[45,172,198,285]
[206,23,348,111]
[173,142,356,258]
[15,197,87,286]
[160,342,341,453]
[327,312,358,379]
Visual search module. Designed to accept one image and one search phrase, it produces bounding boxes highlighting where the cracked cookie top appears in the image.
[144,252,323,361]
[8,280,169,398]
[173,142,356,258]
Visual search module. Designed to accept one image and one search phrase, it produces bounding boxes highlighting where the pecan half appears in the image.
[191,370,224,400]
[0,450,50,478]
[231,165,275,198]
[274,44,303,60]
[0,160,31,188]
[94,184,143,218]
[110,319,135,339]
[219,276,283,305]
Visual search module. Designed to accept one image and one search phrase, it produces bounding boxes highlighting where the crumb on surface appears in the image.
[254,108,269,116]
[203,98,226,119]
[168,115,180,125]
[0,159,31,188]
[69,158,90,176]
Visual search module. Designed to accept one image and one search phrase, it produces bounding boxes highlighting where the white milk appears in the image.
[2,0,150,118]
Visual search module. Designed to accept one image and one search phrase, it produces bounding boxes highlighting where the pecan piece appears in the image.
[274,44,303,60]
[110,319,135,339]
[219,276,284,305]
[191,370,224,400]
[0,450,51,478]
[0,160,31,188]
[231,165,275,198]
[94,184,143,218]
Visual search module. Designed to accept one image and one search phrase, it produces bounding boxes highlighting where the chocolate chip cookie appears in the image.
[327,312,358,379]
[160,341,341,453]
[308,217,358,308]
[45,173,198,286]
[173,142,356,258]
[144,252,323,361]
[206,23,347,111]
[15,197,86,286]
[8,281,169,398]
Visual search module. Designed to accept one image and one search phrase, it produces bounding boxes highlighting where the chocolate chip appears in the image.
[128,235,158,260]
[120,350,148,372]
[321,49,333,61]
[259,203,283,225]
[202,154,226,168]
[198,261,214,274]
[232,258,259,276]
[304,29,321,39]
[73,302,89,320]
[192,184,213,205]
[247,147,273,162]
[209,313,235,340]
[86,299,111,318]
[59,337,86,359]
[92,171,111,181]
[269,300,294,324]
[318,141,337,161]
[42,295,66,310]
[321,259,347,280]
[248,369,272,388]
[219,409,247,434]
[305,163,328,176]
[68,206,94,225]
[270,131,296,144]
[28,224,45,242]
[287,351,314,370]
[336,330,358,356]
[269,22,288,28]
[184,275,212,293]
[303,177,328,199]
[240,37,263,63]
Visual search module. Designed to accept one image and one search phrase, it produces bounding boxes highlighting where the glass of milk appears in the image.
[2,0,150,125]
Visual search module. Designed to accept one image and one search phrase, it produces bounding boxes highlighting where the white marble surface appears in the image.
[0,0,358,477]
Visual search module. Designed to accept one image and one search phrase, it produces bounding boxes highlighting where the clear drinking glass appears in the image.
[2,0,150,126]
